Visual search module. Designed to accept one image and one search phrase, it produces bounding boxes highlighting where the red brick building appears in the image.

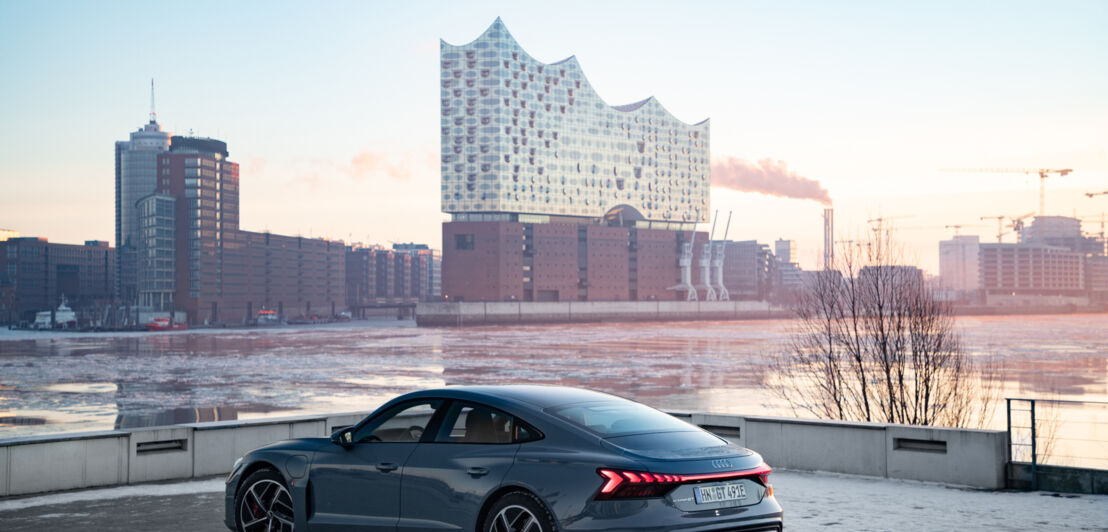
[443,221,702,302]
[0,238,114,323]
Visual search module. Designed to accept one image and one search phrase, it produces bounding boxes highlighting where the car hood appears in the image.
[602,430,754,460]
[250,437,331,454]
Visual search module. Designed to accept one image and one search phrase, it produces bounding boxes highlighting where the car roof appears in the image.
[401,384,625,409]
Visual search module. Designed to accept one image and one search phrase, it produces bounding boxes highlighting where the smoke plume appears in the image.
[349,150,414,181]
[711,157,832,205]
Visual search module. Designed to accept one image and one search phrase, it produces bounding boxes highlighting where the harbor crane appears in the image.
[697,212,719,301]
[942,168,1073,216]
[710,211,733,301]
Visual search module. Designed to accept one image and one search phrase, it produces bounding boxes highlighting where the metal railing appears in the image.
[1007,397,1108,490]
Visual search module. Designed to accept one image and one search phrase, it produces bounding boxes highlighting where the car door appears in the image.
[398,401,528,531]
[308,400,444,532]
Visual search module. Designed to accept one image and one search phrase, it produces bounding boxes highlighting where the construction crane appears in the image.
[944,224,975,235]
[943,168,1073,215]
[866,215,913,237]
[1076,214,1108,255]
[1088,191,1108,198]
[867,215,913,226]
[1007,212,1035,242]
[979,215,1007,243]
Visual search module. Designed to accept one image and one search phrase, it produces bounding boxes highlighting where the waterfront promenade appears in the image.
[2,470,1105,531]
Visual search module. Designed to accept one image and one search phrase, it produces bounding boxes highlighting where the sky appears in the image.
[1,0,1106,273]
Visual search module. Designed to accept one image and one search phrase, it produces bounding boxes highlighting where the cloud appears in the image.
[711,157,832,205]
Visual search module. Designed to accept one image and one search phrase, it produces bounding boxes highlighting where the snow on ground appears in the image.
[0,478,223,512]
[773,470,1108,531]
[0,471,1105,531]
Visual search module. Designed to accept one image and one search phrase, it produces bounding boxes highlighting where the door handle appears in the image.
[467,467,489,477]
[376,462,399,473]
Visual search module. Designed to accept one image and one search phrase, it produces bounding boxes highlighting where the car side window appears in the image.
[354,400,442,443]
[434,402,516,444]
[515,422,541,443]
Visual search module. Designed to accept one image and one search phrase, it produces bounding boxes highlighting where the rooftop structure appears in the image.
[1022,215,1103,256]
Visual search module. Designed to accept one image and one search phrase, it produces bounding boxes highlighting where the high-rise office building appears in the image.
[139,136,345,324]
[938,235,980,292]
[115,113,171,302]
[440,19,710,301]
[721,240,775,300]
[774,239,796,265]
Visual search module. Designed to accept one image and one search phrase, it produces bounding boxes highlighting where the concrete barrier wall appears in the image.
[416,300,789,326]
[0,412,375,497]
[684,413,1008,489]
[1,411,1008,497]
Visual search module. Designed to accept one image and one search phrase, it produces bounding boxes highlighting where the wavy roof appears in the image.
[442,17,709,127]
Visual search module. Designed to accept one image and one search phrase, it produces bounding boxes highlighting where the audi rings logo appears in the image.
[711,459,733,470]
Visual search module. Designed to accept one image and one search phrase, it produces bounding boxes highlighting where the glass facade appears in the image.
[440,18,710,223]
[115,119,171,302]
[137,193,176,310]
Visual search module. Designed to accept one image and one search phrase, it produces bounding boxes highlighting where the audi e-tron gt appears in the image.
[225,385,783,531]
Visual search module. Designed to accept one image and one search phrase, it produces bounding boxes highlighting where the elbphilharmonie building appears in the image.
[441,18,711,302]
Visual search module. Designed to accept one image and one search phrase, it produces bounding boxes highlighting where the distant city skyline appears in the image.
[1,0,1106,273]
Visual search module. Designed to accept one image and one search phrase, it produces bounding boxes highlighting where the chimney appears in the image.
[823,208,834,270]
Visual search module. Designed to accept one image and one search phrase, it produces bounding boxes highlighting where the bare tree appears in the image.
[771,223,997,428]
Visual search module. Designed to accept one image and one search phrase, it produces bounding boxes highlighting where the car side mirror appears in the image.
[332,427,354,448]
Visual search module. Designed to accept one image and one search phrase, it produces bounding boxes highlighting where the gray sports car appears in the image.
[225,385,783,531]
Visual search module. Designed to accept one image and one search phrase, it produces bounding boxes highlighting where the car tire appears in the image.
[483,490,558,532]
[234,468,295,532]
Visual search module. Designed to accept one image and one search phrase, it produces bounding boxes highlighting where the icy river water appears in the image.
[2,314,1106,465]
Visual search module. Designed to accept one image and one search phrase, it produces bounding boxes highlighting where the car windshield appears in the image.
[547,400,696,436]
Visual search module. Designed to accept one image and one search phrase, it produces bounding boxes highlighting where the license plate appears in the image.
[694,482,747,504]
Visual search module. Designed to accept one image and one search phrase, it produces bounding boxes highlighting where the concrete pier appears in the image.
[415,300,791,326]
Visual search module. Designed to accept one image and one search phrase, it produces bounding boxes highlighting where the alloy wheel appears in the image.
[491,504,543,532]
[238,478,294,531]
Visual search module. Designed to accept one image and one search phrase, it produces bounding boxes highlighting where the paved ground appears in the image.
[1,471,1105,531]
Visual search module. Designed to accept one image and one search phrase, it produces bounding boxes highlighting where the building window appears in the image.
[455,234,475,250]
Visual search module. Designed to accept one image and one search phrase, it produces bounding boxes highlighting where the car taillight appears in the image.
[595,464,772,500]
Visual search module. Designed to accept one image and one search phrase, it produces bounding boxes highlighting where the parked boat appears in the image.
[146,317,187,331]
[32,300,78,329]
[255,309,282,326]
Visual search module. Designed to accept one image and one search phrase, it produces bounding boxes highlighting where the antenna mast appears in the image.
[149,78,157,123]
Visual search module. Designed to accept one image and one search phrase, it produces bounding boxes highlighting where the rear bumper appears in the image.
[561,494,783,531]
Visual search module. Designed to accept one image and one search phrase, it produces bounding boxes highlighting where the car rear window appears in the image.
[547,400,696,436]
